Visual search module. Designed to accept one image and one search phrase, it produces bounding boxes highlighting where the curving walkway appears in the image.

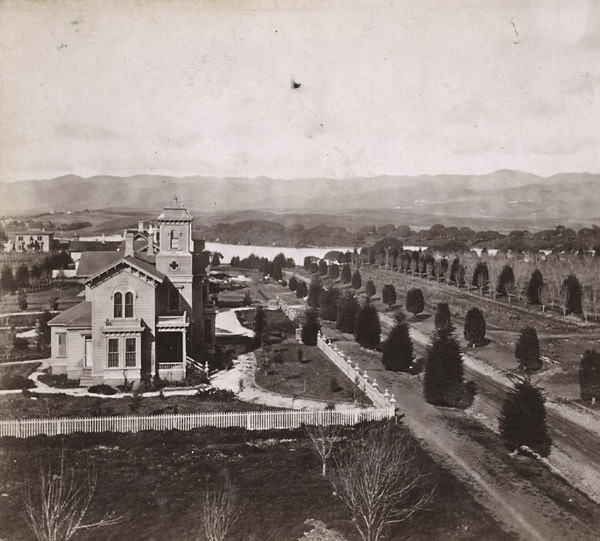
[211,352,361,411]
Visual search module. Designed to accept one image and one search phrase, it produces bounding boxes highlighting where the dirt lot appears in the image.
[0,424,514,541]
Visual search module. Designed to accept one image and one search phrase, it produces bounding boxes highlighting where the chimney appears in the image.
[124,233,134,257]
[138,221,144,232]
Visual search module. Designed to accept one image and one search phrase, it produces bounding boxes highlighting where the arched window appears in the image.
[169,229,179,250]
[125,292,134,318]
[114,292,123,318]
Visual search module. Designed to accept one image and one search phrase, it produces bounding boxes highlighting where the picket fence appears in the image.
[0,407,394,439]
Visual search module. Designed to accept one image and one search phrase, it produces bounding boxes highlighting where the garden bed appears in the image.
[0,363,40,391]
[255,341,369,405]
[0,422,514,541]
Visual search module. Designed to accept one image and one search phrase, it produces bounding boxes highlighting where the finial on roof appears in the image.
[173,194,179,205]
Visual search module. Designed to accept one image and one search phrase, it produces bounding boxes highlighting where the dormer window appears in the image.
[125,292,134,318]
[114,292,123,318]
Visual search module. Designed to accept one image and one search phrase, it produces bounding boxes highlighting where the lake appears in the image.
[204,242,353,264]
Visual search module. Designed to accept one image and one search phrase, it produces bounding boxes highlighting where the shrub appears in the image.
[463,307,486,347]
[579,350,600,402]
[88,384,117,395]
[13,336,29,351]
[423,329,466,407]
[17,289,28,310]
[526,269,544,305]
[336,291,359,334]
[515,326,542,371]
[381,284,396,308]
[295,281,308,299]
[37,372,80,389]
[562,274,583,314]
[329,376,343,393]
[498,379,551,457]
[405,288,424,318]
[307,277,323,308]
[351,270,362,290]
[365,280,376,298]
[434,302,452,332]
[382,315,413,372]
[196,388,236,401]
[288,275,298,291]
[0,373,35,390]
[130,394,143,413]
[354,301,380,348]
[301,308,321,346]
[319,287,340,321]
[340,264,352,284]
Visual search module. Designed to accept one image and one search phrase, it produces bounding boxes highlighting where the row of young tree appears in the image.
[229,252,295,282]
[368,247,600,321]
[0,251,73,295]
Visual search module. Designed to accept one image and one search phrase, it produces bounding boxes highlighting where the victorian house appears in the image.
[48,201,216,386]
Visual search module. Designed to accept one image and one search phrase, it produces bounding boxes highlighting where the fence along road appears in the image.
[0,407,394,438]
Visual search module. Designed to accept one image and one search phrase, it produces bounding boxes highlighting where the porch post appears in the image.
[151,341,156,377]
[181,329,186,370]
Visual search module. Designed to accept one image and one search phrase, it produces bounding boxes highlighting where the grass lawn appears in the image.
[0,392,275,419]
[0,423,514,541]
[255,341,369,405]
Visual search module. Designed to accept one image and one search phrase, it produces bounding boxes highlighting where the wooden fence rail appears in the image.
[0,407,395,438]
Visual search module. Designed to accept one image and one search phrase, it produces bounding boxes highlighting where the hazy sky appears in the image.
[1,0,599,182]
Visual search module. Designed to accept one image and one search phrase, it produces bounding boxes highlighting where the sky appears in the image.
[1,0,599,182]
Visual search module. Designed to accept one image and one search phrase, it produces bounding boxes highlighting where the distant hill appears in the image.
[1,170,599,228]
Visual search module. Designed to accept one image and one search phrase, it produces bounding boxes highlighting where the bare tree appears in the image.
[23,450,122,541]
[329,423,434,541]
[305,423,341,476]
[199,480,244,541]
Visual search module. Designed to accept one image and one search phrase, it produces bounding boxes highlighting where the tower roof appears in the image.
[156,196,192,221]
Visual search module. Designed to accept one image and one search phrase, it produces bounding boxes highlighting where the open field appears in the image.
[0,281,81,316]
[0,424,514,541]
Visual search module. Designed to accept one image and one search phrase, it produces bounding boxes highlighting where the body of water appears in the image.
[204,242,353,264]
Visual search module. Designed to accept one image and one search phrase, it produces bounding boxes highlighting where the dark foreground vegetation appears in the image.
[0,423,513,541]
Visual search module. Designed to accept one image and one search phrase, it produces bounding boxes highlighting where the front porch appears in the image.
[156,313,189,381]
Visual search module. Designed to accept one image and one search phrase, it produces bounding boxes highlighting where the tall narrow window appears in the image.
[114,292,123,318]
[108,338,119,367]
[125,338,136,367]
[57,333,66,356]
[125,292,134,318]
[169,229,179,250]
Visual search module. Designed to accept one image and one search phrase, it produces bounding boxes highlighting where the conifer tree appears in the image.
[15,264,30,289]
[295,280,308,299]
[271,262,283,281]
[354,300,380,348]
[434,302,452,332]
[307,277,323,308]
[301,308,321,346]
[319,259,328,275]
[254,306,267,347]
[498,378,551,457]
[515,326,542,371]
[580,350,600,402]
[405,288,424,318]
[288,275,298,291]
[365,280,376,298]
[336,291,359,334]
[340,264,352,284]
[562,274,583,314]
[328,264,339,279]
[382,284,397,309]
[351,270,362,290]
[496,265,514,296]
[0,265,16,295]
[472,261,489,293]
[382,314,413,372]
[319,287,340,321]
[423,328,465,407]
[526,269,544,305]
[463,307,486,347]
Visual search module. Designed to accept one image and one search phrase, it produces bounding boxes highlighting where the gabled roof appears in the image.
[70,240,121,252]
[49,301,91,328]
[14,230,54,236]
[157,206,192,221]
[77,251,122,277]
[84,254,165,288]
